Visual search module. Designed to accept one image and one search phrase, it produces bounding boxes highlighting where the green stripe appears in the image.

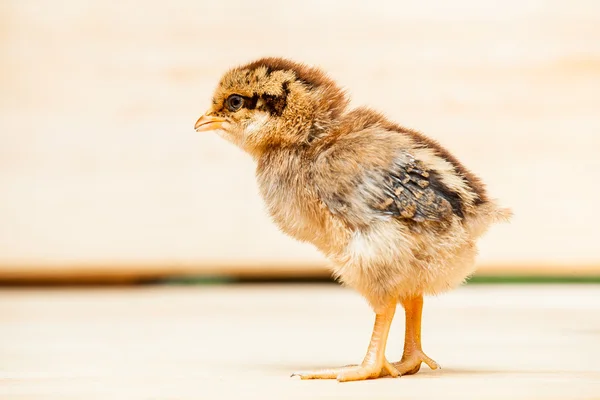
[466,275,600,284]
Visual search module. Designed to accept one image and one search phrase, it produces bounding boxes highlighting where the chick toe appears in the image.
[393,351,440,376]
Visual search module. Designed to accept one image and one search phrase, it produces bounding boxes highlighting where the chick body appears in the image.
[255,107,509,311]
[195,57,510,380]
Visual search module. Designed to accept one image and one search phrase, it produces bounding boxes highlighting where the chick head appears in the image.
[195,57,348,158]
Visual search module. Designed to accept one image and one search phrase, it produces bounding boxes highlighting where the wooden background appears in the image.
[1,0,599,280]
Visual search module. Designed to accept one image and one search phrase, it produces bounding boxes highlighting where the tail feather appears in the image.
[465,200,512,238]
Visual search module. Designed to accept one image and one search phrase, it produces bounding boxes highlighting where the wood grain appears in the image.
[1,0,599,279]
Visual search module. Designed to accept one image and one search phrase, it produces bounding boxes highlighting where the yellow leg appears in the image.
[292,300,400,382]
[393,295,440,375]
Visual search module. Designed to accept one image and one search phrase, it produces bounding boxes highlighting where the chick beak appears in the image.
[194,113,226,132]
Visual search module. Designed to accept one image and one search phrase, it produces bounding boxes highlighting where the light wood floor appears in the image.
[1,284,599,399]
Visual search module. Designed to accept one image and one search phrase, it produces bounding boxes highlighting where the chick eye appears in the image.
[226,94,244,112]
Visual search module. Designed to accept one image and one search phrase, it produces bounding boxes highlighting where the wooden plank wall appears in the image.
[1,1,599,280]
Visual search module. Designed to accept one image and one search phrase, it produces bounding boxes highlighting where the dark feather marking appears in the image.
[375,163,465,221]
[264,65,273,77]
[427,172,464,218]
[243,94,259,110]
[260,62,315,89]
[223,88,288,117]
[238,57,348,121]
[260,94,286,116]
[281,81,290,97]
[257,81,290,117]
[338,108,488,205]
[241,57,329,90]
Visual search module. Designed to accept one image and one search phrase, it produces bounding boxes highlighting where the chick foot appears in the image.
[292,300,398,382]
[292,359,399,381]
[394,295,441,376]
[393,350,440,376]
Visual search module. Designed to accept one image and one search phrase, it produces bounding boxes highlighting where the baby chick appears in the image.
[194,58,511,382]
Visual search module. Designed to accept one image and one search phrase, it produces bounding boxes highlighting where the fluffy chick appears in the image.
[195,57,511,382]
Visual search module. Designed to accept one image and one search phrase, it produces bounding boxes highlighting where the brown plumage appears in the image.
[194,57,511,382]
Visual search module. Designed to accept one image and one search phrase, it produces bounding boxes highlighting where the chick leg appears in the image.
[292,300,400,382]
[393,295,440,375]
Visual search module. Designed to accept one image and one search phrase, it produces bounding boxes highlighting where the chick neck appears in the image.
[253,89,348,159]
